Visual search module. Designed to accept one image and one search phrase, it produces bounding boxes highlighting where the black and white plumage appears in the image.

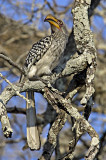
[24,31,68,79]
[24,36,52,69]
[21,14,68,150]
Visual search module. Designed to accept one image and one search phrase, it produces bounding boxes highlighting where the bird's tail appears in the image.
[26,91,41,150]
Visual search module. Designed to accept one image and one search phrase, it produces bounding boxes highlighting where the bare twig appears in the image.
[7,106,26,114]
[0,73,30,103]
[0,53,25,75]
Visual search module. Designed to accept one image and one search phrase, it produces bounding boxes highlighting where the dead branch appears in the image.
[0,53,25,74]
[0,0,101,159]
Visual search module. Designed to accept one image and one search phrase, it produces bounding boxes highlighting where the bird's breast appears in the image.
[35,34,67,75]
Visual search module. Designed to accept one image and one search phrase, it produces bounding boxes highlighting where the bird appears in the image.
[20,14,68,150]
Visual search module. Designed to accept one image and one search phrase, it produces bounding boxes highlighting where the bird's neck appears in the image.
[51,29,68,41]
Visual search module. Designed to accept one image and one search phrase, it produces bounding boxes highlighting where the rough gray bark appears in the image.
[0,0,101,159]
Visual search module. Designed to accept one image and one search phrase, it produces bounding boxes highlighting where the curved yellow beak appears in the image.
[44,14,60,29]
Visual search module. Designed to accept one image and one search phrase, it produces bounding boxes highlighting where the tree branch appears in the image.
[0,0,100,158]
[0,53,25,75]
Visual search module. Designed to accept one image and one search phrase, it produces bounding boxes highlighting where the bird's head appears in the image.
[44,14,65,34]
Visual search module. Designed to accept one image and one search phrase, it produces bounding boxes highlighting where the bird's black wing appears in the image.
[24,35,52,69]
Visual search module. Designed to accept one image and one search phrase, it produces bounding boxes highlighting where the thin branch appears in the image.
[0,73,30,104]
[77,106,106,114]
[0,53,25,75]
[7,106,26,114]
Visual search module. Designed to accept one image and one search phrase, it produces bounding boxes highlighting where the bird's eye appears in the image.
[58,20,63,26]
